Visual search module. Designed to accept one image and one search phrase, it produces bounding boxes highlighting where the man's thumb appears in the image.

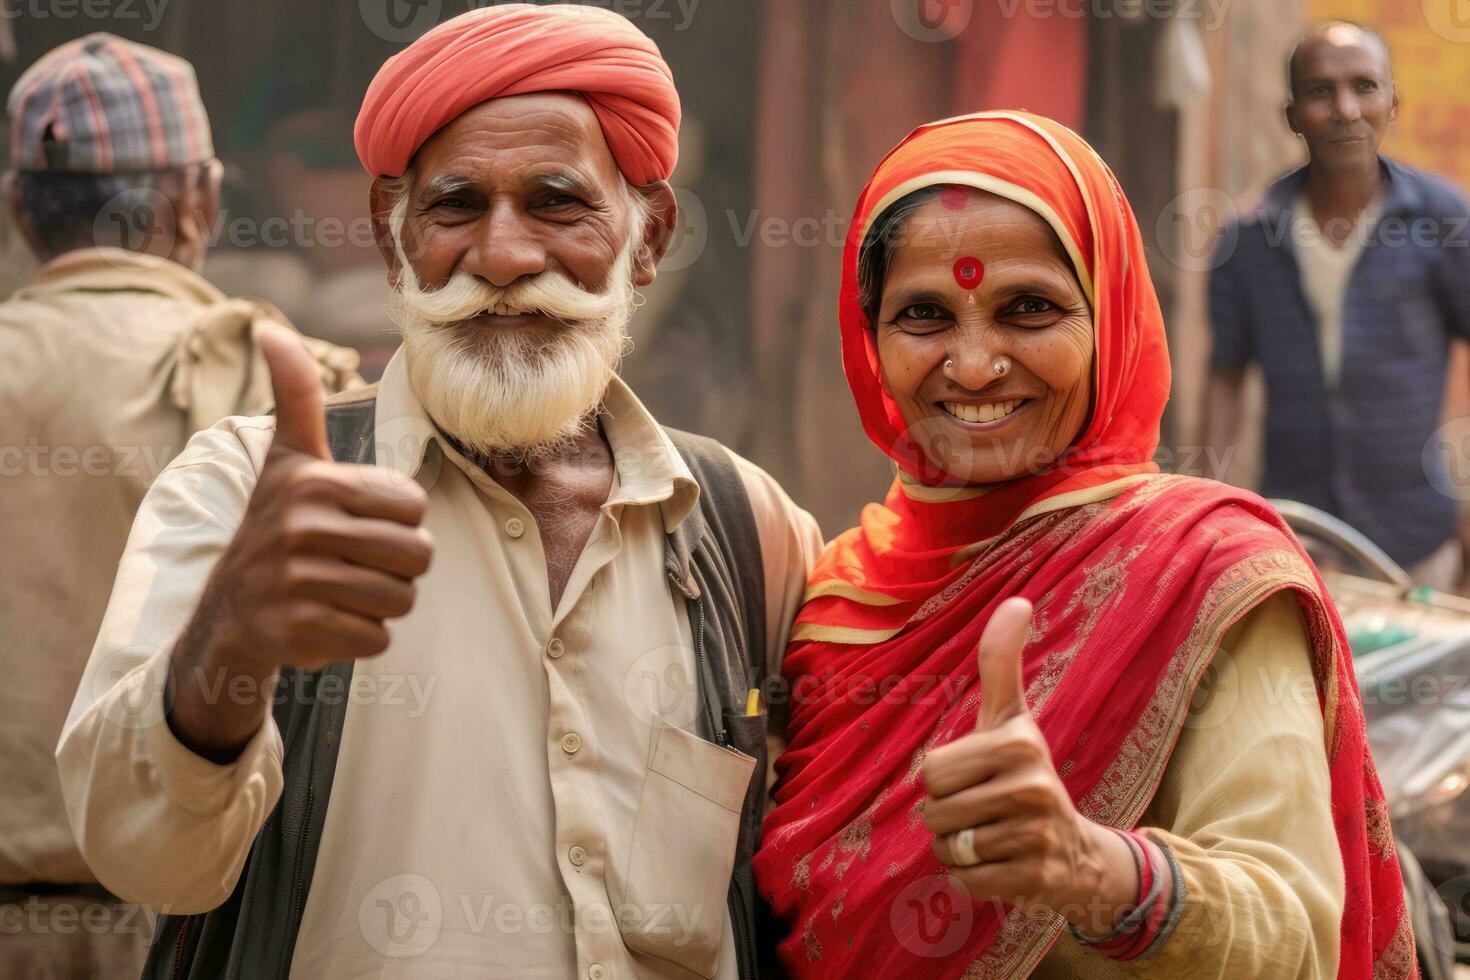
[259,325,329,461]
[976,597,1033,730]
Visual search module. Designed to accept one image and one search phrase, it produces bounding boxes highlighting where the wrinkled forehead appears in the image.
[887,190,1077,281]
[409,91,623,194]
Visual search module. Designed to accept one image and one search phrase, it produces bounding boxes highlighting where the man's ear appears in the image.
[2,171,41,259]
[369,176,405,288]
[1389,86,1400,122]
[1284,100,1302,138]
[173,159,224,271]
[632,180,677,288]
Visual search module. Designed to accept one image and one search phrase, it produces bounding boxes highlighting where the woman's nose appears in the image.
[943,342,1007,392]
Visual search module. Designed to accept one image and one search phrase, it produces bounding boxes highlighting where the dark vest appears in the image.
[144,387,771,980]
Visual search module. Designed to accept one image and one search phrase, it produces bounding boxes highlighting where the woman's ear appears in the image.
[632,181,677,288]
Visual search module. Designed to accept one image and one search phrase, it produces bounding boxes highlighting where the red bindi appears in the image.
[953,256,984,290]
[940,185,970,212]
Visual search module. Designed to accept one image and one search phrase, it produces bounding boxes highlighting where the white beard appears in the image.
[390,226,640,460]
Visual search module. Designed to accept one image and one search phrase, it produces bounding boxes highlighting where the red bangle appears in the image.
[1111,834,1170,961]
[1092,831,1155,955]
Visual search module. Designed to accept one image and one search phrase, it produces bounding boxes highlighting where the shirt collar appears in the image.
[373,345,700,533]
[16,247,225,304]
[1263,155,1421,221]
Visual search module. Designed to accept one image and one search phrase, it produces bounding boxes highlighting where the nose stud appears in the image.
[944,357,1011,376]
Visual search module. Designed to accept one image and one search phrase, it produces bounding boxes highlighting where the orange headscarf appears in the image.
[354,3,680,184]
[798,111,1171,643]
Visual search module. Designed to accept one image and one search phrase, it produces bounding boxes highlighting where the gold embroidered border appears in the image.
[789,622,901,644]
[989,549,1327,980]
[1372,905,1416,979]
[801,580,904,607]
[1079,549,1321,825]
[947,474,1159,568]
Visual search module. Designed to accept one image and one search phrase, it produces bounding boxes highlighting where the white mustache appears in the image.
[393,256,634,329]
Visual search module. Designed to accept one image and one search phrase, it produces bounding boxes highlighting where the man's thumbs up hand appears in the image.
[167,325,437,762]
[259,325,330,461]
[919,596,1128,921]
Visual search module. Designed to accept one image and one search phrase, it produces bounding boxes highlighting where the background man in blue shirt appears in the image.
[1203,21,1470,589]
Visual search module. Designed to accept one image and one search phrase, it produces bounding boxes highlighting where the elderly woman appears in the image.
[752,113,1413,978]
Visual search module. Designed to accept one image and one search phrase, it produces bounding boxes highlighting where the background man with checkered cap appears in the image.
[0,34,360,979]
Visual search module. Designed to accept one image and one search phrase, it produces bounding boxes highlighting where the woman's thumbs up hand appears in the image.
[920,598,1137,929]
[974,597,1032,731]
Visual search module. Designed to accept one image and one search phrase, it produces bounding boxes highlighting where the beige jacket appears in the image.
[0,247,360,886]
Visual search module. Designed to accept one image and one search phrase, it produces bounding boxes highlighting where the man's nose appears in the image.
[460,201,548,287]
[1332,90,1362,124]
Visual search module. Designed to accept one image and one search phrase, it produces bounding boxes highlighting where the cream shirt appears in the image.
[55,348,823,980]
[1037,591,1346,978]
[0,248,357,887]
[1293,193,1380,390]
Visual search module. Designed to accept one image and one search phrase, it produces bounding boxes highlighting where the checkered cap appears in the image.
[7,32,213,173]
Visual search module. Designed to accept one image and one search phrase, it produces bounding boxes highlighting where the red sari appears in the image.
[752,113,1414,978]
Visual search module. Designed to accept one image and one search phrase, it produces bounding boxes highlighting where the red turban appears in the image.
[354,3,680,185]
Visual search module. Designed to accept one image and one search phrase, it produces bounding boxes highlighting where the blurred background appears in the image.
[0,0,1466,536]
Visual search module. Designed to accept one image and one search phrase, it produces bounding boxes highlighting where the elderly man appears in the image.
[1203,21,1470,588]
[56,6,821,979]
[0,34,357,980]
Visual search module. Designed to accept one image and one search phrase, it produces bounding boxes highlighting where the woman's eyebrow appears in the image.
[882,286,951,310]
[988,275,1074,298]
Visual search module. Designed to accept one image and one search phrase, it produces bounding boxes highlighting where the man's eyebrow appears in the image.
[528,171,602,202]
[417,174,478,202]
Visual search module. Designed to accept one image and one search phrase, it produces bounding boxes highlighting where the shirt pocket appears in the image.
[616,716,756,978]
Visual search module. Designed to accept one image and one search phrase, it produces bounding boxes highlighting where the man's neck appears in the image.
[448,422,615,500]
[1304,157,1383,218]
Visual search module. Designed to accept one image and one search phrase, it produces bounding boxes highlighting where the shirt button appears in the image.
[569,845,587,867]
[546,637,565,659]
[589,966,606,980]
[504,517,526,539]
[561,732,582,755]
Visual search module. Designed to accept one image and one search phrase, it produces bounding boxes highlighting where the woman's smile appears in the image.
[936,397,1031,429]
